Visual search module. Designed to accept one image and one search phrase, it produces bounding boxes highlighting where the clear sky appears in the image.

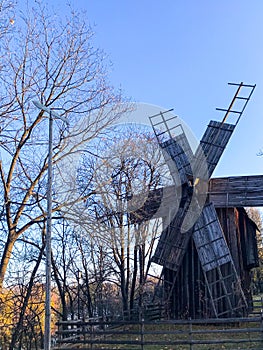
[19,0,263,177]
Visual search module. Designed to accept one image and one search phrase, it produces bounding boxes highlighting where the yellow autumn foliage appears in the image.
[0,284,60,348]
[0,288,14,345]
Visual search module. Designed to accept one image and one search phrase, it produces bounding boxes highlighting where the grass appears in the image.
[252,294,263,310]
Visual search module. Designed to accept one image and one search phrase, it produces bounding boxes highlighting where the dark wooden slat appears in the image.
[161,132,193,186]
[192,203,232,272]
[151,186,194,271]
[151,208,193,271]
[197,121,235,178]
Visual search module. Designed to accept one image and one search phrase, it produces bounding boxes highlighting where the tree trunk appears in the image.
[0,234,16,289]
[9,245,44,349]
[129,245,138,312]
[82,269,93,318]
[120,268,128,317]
[138,244,145,308]
[51,255,68,322]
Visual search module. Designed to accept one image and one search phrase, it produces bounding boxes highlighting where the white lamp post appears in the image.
[33,101,68,350]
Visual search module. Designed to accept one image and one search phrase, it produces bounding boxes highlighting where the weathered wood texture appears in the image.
[162,207,258,319]
[192,203,231,271]
[196,121,235,178]
[238,207,259,269]
[161,133,193,186]
[151,185,193,271]
[208,175,263,207]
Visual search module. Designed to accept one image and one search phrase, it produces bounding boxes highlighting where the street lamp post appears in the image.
[33,101,68,350]
[77,270,81,320]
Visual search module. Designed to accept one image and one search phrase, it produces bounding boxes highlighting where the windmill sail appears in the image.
[152,132,194,271]
[195,121,235,178]
[193,203,231,271]
[192,203,247,317]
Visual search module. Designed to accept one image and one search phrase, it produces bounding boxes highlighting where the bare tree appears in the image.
[51,220,84,322]
[0,0,15,40]
[51,217,115,321]
[0,231,46,349]
[0,2,127,288]
[76,126,170,317]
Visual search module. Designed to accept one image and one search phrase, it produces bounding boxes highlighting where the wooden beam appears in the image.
[128,175,263,222]
[208,175,263,207]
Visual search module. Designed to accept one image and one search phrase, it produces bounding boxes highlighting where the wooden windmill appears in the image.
[130,82,263,318]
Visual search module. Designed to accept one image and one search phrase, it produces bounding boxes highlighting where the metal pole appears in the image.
[77,270,80,319]
[32,100,68,350]
[44,111,53,350]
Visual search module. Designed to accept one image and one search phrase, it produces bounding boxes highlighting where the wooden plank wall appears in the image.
[208,175,263,207]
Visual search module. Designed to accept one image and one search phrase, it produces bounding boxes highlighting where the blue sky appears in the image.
[20,0,263,177]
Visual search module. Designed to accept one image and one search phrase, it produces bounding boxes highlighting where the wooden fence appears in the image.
[54,317,263,349]
[53,297,263,349]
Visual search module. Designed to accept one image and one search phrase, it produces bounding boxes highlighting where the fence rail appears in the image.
[54,315,263,349]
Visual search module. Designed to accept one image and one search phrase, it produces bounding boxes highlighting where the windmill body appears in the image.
[130,82,262,318]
